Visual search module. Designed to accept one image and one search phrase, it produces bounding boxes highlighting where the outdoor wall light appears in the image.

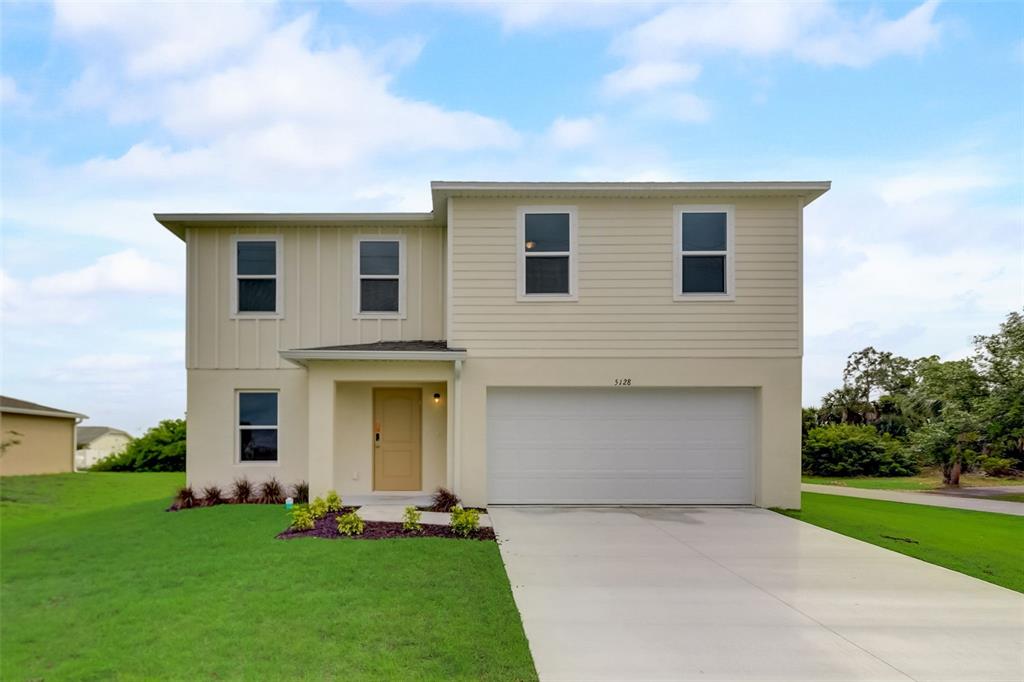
[433,393,442,404]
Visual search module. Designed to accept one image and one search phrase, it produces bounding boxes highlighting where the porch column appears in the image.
[307,362,335,498]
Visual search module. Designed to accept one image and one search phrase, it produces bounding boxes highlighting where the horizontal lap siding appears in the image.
[449,197,801,357]
[187,225,445,369]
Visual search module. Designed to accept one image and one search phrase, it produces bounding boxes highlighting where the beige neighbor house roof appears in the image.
[154,180,832,239]
[76,426,131,447]
[0,395,87,420]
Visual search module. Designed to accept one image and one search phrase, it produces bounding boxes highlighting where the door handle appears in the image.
[375,432,381,448]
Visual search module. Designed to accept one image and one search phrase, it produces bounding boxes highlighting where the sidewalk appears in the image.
[802,483,1024,516]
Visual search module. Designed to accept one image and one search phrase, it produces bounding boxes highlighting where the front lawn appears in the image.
[802,469,1024,491]
[0,473,536,681]
[778,492,1024,593]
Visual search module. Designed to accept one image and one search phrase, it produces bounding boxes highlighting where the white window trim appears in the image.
[516,206,579,302]
[236,389,280,466]
[673,204,736,302]
[230,235,284,319]
[352,234,407,319]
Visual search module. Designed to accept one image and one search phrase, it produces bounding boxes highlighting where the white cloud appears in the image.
[53,1,273,77]
[602,61,701,98]
[0,75,28,105]
[877,167,1001,205]
[31,250,182,296]
[639,92,712,124]
[546,116,602,149]
[614,1,942,67]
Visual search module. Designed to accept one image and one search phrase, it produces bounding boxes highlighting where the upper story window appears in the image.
[233,236,282,317]
[517,207,578,301]
[674,205,735,301]
[354,236,405,318]
[238,391,278,462]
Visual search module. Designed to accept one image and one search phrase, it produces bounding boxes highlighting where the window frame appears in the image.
[236,389,280,465]
[673,204,735,302]
[230,235,284,319]
[516,206,579,302]
[352,234,407,319]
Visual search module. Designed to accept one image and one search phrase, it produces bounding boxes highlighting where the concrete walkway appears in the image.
[491,506,1024,682]
[802,483,1024,516]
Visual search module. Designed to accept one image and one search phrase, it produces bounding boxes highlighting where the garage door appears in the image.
[487,388,755,504]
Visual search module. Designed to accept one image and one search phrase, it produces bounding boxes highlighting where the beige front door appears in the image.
[373,388,422,491]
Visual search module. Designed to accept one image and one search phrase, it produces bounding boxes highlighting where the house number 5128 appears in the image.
[614,378,632,386]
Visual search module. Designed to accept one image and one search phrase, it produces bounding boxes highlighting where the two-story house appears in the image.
[157,180,829,508]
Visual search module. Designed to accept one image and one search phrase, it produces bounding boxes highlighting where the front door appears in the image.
[373,388,422,491]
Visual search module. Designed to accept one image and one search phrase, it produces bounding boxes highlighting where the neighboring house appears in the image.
[76,426,132,469]
[0,395,87,476]
[157,180,829,508]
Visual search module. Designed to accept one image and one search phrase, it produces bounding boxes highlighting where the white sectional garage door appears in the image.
[487,388,755,504]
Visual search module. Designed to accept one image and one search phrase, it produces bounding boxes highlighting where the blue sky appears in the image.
[1,1,1022,433]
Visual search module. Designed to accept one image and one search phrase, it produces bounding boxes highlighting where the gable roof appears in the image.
[76,426,132,447]
[155,179,832,239]
[0,395,87,420]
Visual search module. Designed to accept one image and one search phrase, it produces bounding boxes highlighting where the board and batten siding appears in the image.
[448,197,802,357]
[186,225,446,369]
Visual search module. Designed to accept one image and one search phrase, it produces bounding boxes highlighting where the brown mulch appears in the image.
[277,513,495,541]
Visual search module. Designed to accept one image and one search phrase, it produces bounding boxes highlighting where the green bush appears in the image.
[802,424,918,477]
[324,490,343,513]
[402,506,422,532]
[91,419,184,472]
[336,511,365,536]
[289,506,315,531]
[308,497,328,520]
[980,456,1018,477]
[449,505,480,537]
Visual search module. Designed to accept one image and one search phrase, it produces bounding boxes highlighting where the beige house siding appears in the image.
[186,225,446,370]
[448,196,801,357]
[0,413,75,476]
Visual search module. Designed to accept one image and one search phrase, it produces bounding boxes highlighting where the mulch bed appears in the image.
[277,512,495,541]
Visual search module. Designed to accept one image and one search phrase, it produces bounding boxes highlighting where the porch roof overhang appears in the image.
[280,340,466,366]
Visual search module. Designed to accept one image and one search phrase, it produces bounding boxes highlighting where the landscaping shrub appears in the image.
[336,511,365,536]
[291,481,309,504]
[230,478,253,504]
[257,478,285,505]
[402,506,422,532]
[324,490,343,512]
[802,424,918,477]
[450,505,480,537]
[289,506,315,531]
[980,456,1018,477]
[429,487,461,512]
[308,497,329,520]
[91,418,184,472]
[201,485,224,506]
[168,485,196,511]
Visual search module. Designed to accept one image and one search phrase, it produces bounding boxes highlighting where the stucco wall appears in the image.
[76,433,131,469]
[453,357,802,509]
[0,413,75,476]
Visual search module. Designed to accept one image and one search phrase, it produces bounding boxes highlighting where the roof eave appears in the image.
[1,406,88,420]
[154,212,438,241]
[280,349,468,366]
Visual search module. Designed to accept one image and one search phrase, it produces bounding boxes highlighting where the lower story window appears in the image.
[238,391,278,462]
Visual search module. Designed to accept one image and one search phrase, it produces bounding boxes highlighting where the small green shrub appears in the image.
[980,456,1018,477]
[402,506,422,532]
[230,477,253,504]
[308,497,329,519]
[802,424,917,477]
[336,511,365,536]
[429,486,461,512]
[291,481,309,504]
[289,506,315,531]
[324,490,343,512]
[450,505,480,537]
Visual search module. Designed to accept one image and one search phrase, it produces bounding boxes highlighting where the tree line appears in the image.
[803,310,1023,485]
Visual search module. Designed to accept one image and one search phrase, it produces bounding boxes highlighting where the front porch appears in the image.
[280,341,465,501]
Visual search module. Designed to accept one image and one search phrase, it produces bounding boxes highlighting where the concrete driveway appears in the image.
[490,506,1024,682]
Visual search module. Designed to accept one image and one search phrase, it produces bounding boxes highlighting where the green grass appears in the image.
[802,470,1024,491]
[778,492,1024,593]
[0,473,536,681]
[988,493,1024,503]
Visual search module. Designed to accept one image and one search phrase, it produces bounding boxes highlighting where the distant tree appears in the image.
[973,311,1024,466]
[843,347,916,403]
[92,419,185,472]
[909,408,982,485]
